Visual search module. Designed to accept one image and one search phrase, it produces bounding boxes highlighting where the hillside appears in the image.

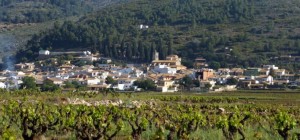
[0,0,128,23]
[15,0,300,71]
[0,0,128,65]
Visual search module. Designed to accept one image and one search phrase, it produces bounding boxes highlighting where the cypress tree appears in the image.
[120,41,125,58]
[104,45,109,57]
[150,43,156,61]
[126,45,133,60]
[112,45,118,58]
[144,46,150,62]
[139,45,145,62]
[168,39,173,55]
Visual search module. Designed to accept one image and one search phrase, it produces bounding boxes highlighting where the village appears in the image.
[0,49,299,93]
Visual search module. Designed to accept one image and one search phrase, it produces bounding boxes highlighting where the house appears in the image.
[195,69,214,81]
[217,68,231,75]
[255,75,273,85]
[34,75,45,86]
[213,75,231,84]
[68,74,89,85]
[47,78,64,86]
[98,64,114,70]
[114,78,137,90]
[0,82,6,88]
[81,65,94,72]
[230,68,244,76]
[15,63,35,71]
[75,55,100,62]
[99,71,109,79]
[213,85,237,92]
[249,84,265,89]
[194,57,208,68]
[87,70,101,77]
[280,74,296,81]
[59,65,74,71]
[199,80,216,90]
[118,67,135,74]
[238,80,258,89]
[259,69,270,76]
[156,76,178,92]
[87,84,111,91]
[244,68,260,76]
[273,80,289,85]
[131,69,144,78]
[274,69,286,76]
[86,78,101,85]
[100,58,112,64]
[153,65,177,74]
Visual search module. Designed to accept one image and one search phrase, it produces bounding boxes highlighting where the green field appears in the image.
[0,90,299,140]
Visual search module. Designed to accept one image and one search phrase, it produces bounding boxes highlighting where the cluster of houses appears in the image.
[1,50,299,92]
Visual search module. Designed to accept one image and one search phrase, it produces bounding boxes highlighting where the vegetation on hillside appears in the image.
[0,0,128,66]
[0,0,127,23]
[15,0,300,71]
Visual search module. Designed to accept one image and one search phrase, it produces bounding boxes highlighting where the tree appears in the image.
[226,78,238,85]
[205,83,212,90]
[167,36,173,55]
[150,43,156,61]
[144,46,151,62]
[181,76,193,90]
[134,79,156,91]
[41,79,59,92]
[209,61,221,70]
[158,38,165,60]
[63,81,75,89]
[126,45,133,60]
[112,45,118,58]
[106,76,117,85]
[138,45,145,61]
[21,76,37,90]
[269,68,276,77]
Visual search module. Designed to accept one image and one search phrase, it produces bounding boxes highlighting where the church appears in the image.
[150,51,187,71]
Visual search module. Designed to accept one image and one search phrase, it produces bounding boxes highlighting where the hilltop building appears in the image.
[194,57,208,68]
[39,50,50,55]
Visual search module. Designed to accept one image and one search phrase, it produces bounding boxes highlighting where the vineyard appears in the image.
[0,90,300,139]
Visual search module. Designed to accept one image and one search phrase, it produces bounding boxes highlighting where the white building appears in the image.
[275,69,286,76]
[39,50,50,55]
[200,80,216,90]
[139,24,149,29]
[153,65,177,74]
[255,75,274,85]
[0,82,6,89]
[86,78,101,85]
[115,78,137,90]
[263,65,279,70]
